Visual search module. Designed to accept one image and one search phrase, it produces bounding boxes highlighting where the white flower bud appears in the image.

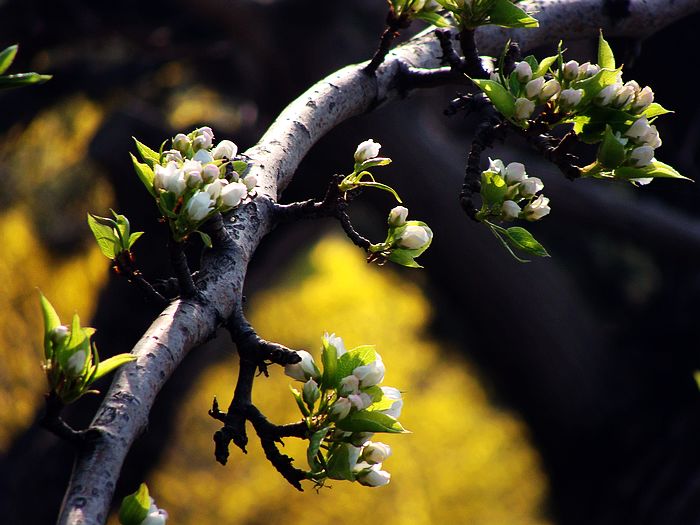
[220,182,248,208]
[501,200,521,220]
[186,170,202,188]
[362,442,392,464]
[562,60,579,80]
[625,118,651,141]
[195,126,214,140]
[172,133,190,153]
[50,325,70,346]
[612,83,636,108]
[353,354,385,388]
[65,350,87,377]
[348,392,373,410]
[185,191,214,222]
[356,463,391,487]
[629,145,655,167]
[514,97,535,120]
[380,386,403,418]
[329,397,352,420]
[539,79,561,102]
[559,88,584,109]
[631,86,654,113]
[243,174,258,191]
[522,195,551,221]
[596,83,621,106]
[142,499,168,525]
[182,159,202,174]
[339,374,360,396]
[488,158,505,174]
[504,162,526,184]
[205,179,228,201]
[154,162,186,196]
[201,163,219,183]
[324,332,347,356]
[519,177,544,197]
[388,206,409,227]
[397,225,432,250]
[640,125,662,149]
[211,140,238,160]
[162,149,183,164]
[284,350,320,382]
[192,148,214,164]
[302,379,320,406]
[489,71,500,82]
[577,62,600,78]
[525,77,544,99]
[354,139,381,163]
[513,61,532,83]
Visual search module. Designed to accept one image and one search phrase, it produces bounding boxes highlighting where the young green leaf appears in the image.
[0,44,18,75]
[336,410,407,434]
[321,341,338,390]
[0,72,52,89]
[325,445,356,481]
[534,55,558,78]
[471,79,516,118]
[93,353,136,382]
[87,213,118,259]
[642,103,672,119]
[387,249,422,268]
[414,10,450,27]
[613,160,691,181]
[133,138,160,167]
[598,31,615,70]
[119,484,150,525]
[336,346,377,380]
[232,160,248,175]
[597,125,627,169]
[306,428,330,474]
[504,227,550,257]
[130,154,156,197]
[488,0,539,28]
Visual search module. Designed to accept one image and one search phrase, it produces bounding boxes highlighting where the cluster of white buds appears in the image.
[134,128,256,242]
[624,117,662,168]
[481,159,551,222]
[596,79,654,113]
[286,333,406,488]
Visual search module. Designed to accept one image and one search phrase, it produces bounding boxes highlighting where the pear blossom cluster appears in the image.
[368,206,433,268]
[477,159,550,223]
[285,333,406,487]
[132,127,255,242]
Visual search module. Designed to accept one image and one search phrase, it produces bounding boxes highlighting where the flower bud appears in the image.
[186,170,202,188]
[324,332,347,356]
[193,148,214,164]
[595,83,620,106]
[65,350,87,377]
[577,62,600,78]
[185,191,214,222]
[284,350,320,382]
[302,379,320,407]
[172,133,190,153]
[518,177,544,198]
[539,79,561,102]
[397,225,432,250]
[524,77,544,99]
[488,158,505,174]
[501,200,521,220]
[612,83,636,108]
[514,97,535,120]
[631,86,654,113]
[629,145,654,167]
[195,126,214,140]
[625,117,651,141]
[388,206,409,227]
[504,162,526,184]
[522,195,551,221]
[513,61,532,83]
[380,386,403,418]
[562,60,579,80]
[362,441,392,464]
[50,325,70,346]
[559,88,583,109]
[356,463,391,487]
[205,179,228,201]
[353,354,385,388]
[348,392,373,410]
[220,182,248,208]
[243,174,258,191]
[142,499,169,525]
[354,139,381,163]
[162,149,183,164]
[640,125,662,149]
[329,397,352,420]
[201,163,219,183]
[339,374,360,395]
[211,140,238,160]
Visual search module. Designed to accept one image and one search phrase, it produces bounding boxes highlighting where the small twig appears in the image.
[336,205,372,250]
[168,234,197,299]
[396,63,467,92]
[436,29,468,72]
[364,10,410,76]
[459,29,488,78]
[39,392,86,447]
[113,251,168,306]
[260,438,307,491]
[510,121,582,180]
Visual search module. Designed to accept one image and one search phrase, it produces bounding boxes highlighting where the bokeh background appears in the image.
[1,1,700,524]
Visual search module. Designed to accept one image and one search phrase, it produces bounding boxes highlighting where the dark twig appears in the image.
[39,392,86,447]
[260,438,306,491]
[168,234,197,299]
[511,120,582,180]
[459,29,489,78]
[502,41,521,77]
[113,251,168,306]
[436,29,468,72]
[336,205,372,250]
[364,10,411,76]
[200,213,232,248]
[396,63,467,92]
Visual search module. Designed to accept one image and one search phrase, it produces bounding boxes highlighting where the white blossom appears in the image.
[193,148,214,164]
[612,82,636,108]
[513,61,532,83]
[205,179,228,200]
[324,332,347,356]
[330,397,352,420]
[362,441,392,464]
[243,174,258,191]
[284,350,320,381]
[625,118,651,141]
[525,77,544,99]
[355,463,391,487]
[186,170,202,188]
[339,374,360,396]
[397,225,432,250]
[539,79,561,102]
[172,133,190,153]
[380,386,403,418]
[220,182,248,208]
[354,139,381,163]
[519,177,544,197]
[501,200,521,220]
[154,162,186,196]
[162,149,183,163]
[562,60,579,80]
[141,498,168,525]
[631,86,654,112]
[514,97,535,120]
[302,379,320,406]
[185,191,214,221]
[577,62,600,78]
[522,195,551,221]
[559,88,583,108]
[201,163,219,183]
[488,158,505,174]
[640,125,662,149]
[629,145,654,167]
[504,162,526,184]
[596,82,621,106]
[353,354,385,388]
[348,392,373,410]
[51,325,70,345]
[388,206,409,227]
[212,140,238,160]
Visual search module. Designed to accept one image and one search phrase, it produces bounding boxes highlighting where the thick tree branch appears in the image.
[57,1,700,523]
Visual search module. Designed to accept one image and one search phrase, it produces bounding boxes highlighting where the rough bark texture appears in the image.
[56,1,700,523]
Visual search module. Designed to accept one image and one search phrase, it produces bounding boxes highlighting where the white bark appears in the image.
[57,1,700,523]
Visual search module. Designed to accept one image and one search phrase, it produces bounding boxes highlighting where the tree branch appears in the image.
[57,2,700,523]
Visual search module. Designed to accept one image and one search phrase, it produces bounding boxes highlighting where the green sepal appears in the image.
[613,160,691,182]
[130,154,156,197]
[0,44,18,75]
[597,31,615,70]
[413,10,450,27]
[321,339,339,390]
[358,157,392,171]
[470,78,515,118]
[232,160,249,175]
[306,427,330,474]
[534,55,557,78]
[0,72,51,89]
[488,0,539,28]
[93,353,136,382]
[118,483,150,525]
[336,410,407,434]
[197,231,213,248]
[290,386,310,417]
[597,125,627,169]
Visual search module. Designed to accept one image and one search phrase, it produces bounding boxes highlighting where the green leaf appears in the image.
[480,170,508,205]
[0,72,52,89]
[197,231,213,248]
[488,0,539,28]
[39,292,62,360]
[613,160,691,181]
[387,249,422,268]
[112,211,131,247]
[133,138,160,167]
[597,125,627,169]
[413,10,450,27]
[290,386,310,417]
[232,160,248,175]
[597,31,615,70]
[0,44,18,75]
[358,157,392,171]
[87,213,118,259]
[508,71,520,96]
[336,346,377,380]
[470,79,515,118]
[130,154,156,197]
[128,231,144,249]
[523,55,538,73]
[306,428,329,473]
[93,353,136,382]
[326,445,356,481]
[504,227,549,257]
[119,484,150,525]
[642,103,672,119]
[321,340,338,390]
[571,67,622,105]
[337,410,407,434]
[534,55,557,78]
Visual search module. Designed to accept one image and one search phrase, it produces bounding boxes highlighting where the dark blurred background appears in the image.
[2,0,700,523]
